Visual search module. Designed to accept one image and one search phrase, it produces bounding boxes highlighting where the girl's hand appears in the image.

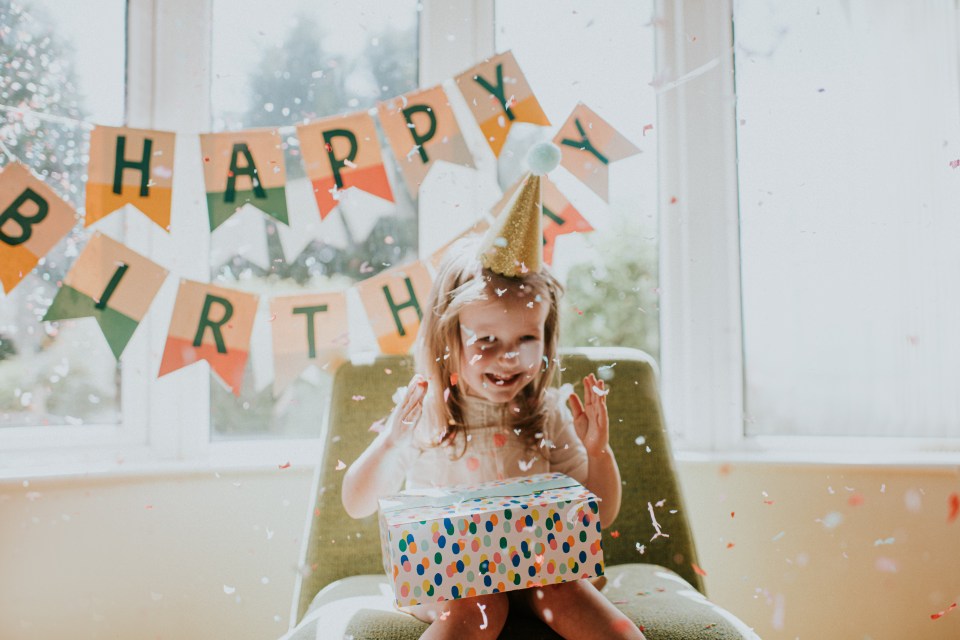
[383,374,428,449]
[567,373,609,457]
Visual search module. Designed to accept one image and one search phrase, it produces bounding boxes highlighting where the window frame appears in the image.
[656,0,960,460]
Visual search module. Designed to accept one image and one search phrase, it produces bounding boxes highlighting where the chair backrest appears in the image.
[293,347,703,623]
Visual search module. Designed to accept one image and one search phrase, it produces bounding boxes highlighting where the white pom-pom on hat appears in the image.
[526,142,561,176]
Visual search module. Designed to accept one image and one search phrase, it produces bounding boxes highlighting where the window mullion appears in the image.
[657,0,744,451]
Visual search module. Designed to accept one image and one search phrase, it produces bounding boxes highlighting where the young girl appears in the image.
[342,168,645,639]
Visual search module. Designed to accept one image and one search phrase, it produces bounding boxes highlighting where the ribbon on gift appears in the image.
[378,473,587,516]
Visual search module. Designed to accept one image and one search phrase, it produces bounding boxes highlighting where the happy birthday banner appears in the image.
[0,50,641,395]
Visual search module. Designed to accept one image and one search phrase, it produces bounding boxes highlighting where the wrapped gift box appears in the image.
[378,472,604,607]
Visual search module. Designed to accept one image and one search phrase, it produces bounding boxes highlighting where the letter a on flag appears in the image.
[85,125,176,230]
[159,279,258,395]
[43,231,168,359]
[553,103,641,202]
[0,162,76,293]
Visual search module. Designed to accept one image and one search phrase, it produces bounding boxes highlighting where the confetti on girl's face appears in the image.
[948,493,960,522]
[931,602,957,620]
[335,460,346,471]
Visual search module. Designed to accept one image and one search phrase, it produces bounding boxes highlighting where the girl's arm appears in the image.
[567,374,621,527]
[341,375,428,519]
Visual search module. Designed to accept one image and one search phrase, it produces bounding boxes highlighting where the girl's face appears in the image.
[457,288,549,404]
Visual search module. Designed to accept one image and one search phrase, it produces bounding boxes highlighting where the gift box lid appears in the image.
[378,472,599,526]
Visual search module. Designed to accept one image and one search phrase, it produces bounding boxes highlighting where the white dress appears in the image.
[400,387,589,489]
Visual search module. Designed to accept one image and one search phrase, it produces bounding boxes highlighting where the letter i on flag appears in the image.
[356,261,432,355]
[199,129,289,231]
[455,50,550,158]
[552,103,641,202]
[270,291,348,396]
[159,280,258,395]
[85,125,176,230]
[43,232,168,359]
[0,162,76,293]
[297,112,395,220]
[378,85,474,200]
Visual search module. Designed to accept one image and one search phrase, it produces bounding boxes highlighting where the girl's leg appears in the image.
[513,580,645,640]
[418,592,510,640]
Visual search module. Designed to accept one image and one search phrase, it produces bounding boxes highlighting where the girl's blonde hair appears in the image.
[414,236,564,456]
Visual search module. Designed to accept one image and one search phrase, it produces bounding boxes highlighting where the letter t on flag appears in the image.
[159,279,258,395]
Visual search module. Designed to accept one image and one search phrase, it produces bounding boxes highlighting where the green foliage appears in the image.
[560,223,659,357]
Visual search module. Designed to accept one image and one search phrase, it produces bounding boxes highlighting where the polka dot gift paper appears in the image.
[377,472,604,607]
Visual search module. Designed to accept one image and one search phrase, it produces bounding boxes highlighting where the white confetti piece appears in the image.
[336,460,346,471]
[591,385,609,396]
[223,585,236,595]
[478,602,488,629]
[647,502,670,541]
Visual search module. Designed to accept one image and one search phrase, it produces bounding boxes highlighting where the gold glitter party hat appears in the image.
[479,142,561,277]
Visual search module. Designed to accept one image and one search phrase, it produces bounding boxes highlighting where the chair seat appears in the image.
[281,563,759,639]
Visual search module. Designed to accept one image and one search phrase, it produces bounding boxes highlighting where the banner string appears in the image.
[0,103,95,129]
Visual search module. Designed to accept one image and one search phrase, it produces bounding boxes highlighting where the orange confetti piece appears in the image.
[763,500,775,505]
[730,511,735,518]
[335,460,346,470]
[450,373,459,386]
[493,432,507,448]
[931,602,957,620]
[466,456,480,471]
[692,563,708,577]
[610,530,620,538]
[948,493,959,523]
[726,542,735,549]
[278,462,291,469]
[848,493,864,506]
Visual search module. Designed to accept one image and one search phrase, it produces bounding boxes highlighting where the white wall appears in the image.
[1,462,958,639]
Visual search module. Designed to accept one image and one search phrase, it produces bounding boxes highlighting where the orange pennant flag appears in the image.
[541,177,593,265]
[552,103,641,202]
[0,162,76,293]
[85,125,176,230]
[270,291,348,396]
[158,279,258,395]
[297,111,394,220]
[455,50,550,158]
[378,85,474,199]
[356,261,433,355]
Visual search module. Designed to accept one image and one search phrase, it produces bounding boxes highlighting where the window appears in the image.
[734,0,960,439]
[495,0,659,360]
[207,0,420,440]
[0,0,126,432]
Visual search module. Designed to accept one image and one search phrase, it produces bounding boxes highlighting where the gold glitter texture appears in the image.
[479,172,542,277]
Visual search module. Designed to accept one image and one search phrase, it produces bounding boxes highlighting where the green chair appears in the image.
[283,348,759,639]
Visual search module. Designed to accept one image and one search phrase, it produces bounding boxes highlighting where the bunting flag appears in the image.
[552,103,641,202]
[456,50,550,158]
[158,279,259,395]
[489,176,590,266]
[0,161,76,293]
[297,112,394,220]
[541,177,593,265]
[199,128,289,231]
[378,85,474,199]
[356,261,432,355]
[42,231,168,359]
[270,291,348,396]
[85,125,176,230]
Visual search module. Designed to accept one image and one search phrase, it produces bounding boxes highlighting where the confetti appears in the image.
[223,585,236,595]
[352,395,366,401]
[873,537,895,546]
[950,159,960,169]
[647,502,670,541]
[477,602,488,629]
[848,493,864,507]
[591,385,609,397]
[335,460,346,471]
[450,373,459,386]
[610,530,620,538]
[466,456,480,471]
[493,432,507,448]
[691,563,707,576]
[931,602,957,620]
[726,542,735,549]
[543,607,553,623]
[642,124,653,136]
[439,610,450,621]
[278,462,291,469]
[443,388,451,403]
[948,493,959,523]
[635,543,646,554]
[518,458,535,471]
